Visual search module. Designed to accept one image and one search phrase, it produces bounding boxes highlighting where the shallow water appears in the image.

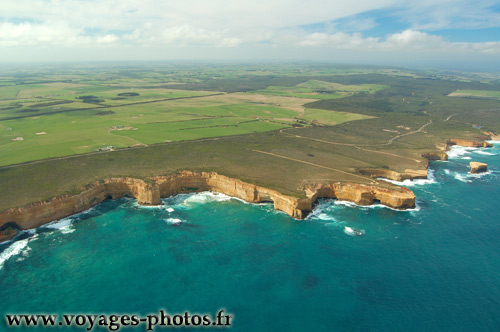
[1,143,500,331]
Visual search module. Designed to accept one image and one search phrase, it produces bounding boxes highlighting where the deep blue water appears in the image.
[1,143,500,332]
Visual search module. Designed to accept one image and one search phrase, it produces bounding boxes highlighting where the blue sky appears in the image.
[0,0,499,70]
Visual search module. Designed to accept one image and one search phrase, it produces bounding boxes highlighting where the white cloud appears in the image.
[291,29,500,55]
[96,34,119,44]
[0,0,397,31]
[382,30,444,49]
[0,0,499,64]
[0,22,87,46]
[297,32,379,49]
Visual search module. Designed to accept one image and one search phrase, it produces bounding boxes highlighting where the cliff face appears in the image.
[420,138,493,167]
[0,171,416,241]
[447,139,493,148]
[0,178,160,232]
[421,152,448,162]
[359,168,428,181]
[305,183,415,209]
[154,171,310,219]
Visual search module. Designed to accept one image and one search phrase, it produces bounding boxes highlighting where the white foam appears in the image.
[379,169,436,187]
[344,226,365,236]
[0,238,30,269]
[44,218,75,234]
[25,229,37,237]
[174,192,249,209]
[334,200,360,208]
[447,146,476,159]
[474,150,495,156]
[452,170,494,183]
[316,213,337,222]
[182,192,233,205]
[462,157,472,160]
[486,140,500,144]
[468,170,494,179]
[165,218,183,225]
[334,199,420,212]
[132,201,167,209]
[166,207,174,213]
[453,172,471,183]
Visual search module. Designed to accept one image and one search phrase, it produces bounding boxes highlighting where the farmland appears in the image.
[448,89,500,100]
[0,66,383,166]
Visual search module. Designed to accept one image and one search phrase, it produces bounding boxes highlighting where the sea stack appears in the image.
[470,162,488,174]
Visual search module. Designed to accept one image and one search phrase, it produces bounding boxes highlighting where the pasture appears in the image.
[448,90,500,99]
[0,75,371,166]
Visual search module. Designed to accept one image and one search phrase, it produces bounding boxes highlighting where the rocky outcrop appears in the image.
[421,152,448,162]
[483,132,500,141]
[305,183,415,210]
[359,168,428,181]
[0,171,416,241]
[421,138,493,167]
[470,162,488,174]
[446,139,493,148]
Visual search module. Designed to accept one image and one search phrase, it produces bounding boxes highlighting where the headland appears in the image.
[0,137,493,242]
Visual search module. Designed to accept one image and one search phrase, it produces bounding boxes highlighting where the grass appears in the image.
[1,75,378,166]
[302,108,374,126]
[112,118,288,144]
[251,80,389,100]
[448,90,500,99]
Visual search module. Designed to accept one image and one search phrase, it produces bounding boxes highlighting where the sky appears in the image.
[1,0,500,70]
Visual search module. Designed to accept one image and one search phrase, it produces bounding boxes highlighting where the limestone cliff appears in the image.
[305,183,415,210]
[0,178,160,232]
[446,139,493,148]
[420,138,493,167]
[359,168,428,181]
[470,162,488,174]
[0,171,416,241]
[421,152,448,162]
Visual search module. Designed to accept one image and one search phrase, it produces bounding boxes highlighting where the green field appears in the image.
[0,74,373,166]
[251,80,389,99]
[448,89,500,99]
[302,108,374,125]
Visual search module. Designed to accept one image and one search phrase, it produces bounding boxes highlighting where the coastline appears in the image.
[0,138,493,242]
[0,172,416,242]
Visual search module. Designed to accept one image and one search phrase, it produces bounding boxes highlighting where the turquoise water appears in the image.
[1,143,500,331]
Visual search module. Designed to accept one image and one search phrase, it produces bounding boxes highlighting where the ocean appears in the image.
[1,142,500,332]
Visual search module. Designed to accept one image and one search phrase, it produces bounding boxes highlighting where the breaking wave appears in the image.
[165,218,183,225]
[474,150,495,156]
[451,170,494,183]
[43,218,75,234]
[169,192,252,209]
[379,169,436,187]
[447,146,478,159]
[344,226,365,236]
[334,200,420,212]
[0,237,33,270]
[132,202,167,210]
